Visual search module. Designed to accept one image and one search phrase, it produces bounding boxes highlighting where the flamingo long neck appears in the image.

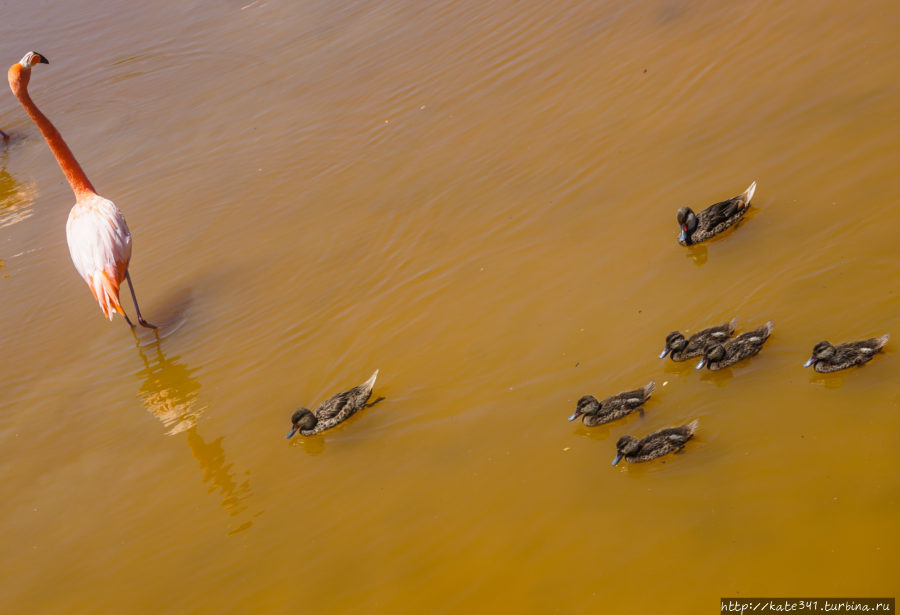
[13,74,96,199]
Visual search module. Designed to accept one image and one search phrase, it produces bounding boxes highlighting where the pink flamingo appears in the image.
[8,51,155,328]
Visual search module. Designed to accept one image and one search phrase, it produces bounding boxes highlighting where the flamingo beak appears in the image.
[39,54,49,64]
[612,452,623,466]
[286,425,299,439]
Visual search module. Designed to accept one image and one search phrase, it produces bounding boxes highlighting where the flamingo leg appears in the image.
[125,270,157,329]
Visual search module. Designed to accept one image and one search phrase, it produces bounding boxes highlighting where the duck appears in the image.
[568,381,655,426]
[659,318,737,361]
[286,370,379,438]
[612,419,698,465]
[696,321,773,370]
[677,181,756,245]
[804,334,889,372]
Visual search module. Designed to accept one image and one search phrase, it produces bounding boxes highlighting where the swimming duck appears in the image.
[612,419,698,465]
[677,181,756,245]
[696,321,773,370]
[659,318,737,361]
[568,381,655,426]
[286,370,379,438]
[804,334,889,373]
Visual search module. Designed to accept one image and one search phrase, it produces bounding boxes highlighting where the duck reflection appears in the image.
[685,244,707,266]
[698,367,734,387]
[808,372,846,389]
[135,335,255,534]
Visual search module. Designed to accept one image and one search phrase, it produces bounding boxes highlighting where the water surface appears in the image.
[1,1,897,612]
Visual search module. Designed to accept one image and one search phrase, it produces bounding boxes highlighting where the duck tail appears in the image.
[763,320,774,337]
[686,419,699,435]
[728,317,738,334]
[363,369,379,390]
[874,334,889,350]
[741,181,757,203]
[643,380,656,398]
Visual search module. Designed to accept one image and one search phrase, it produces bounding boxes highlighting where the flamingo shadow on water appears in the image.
[135,335,258,535]
[8,51,156,330]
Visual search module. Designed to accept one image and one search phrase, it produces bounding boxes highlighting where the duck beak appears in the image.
[678,225,688,244]
[611,452,623,466]
[286,425,299,439]
[803,356,815,368]
[567,410,582,422]
[695,357,707,370]
[659,347,670,359]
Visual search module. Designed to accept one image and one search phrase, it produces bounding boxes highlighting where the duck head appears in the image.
[568,395,601,422]
[612,435,640,465]
[676,207,698,245]
[659,331,687,358]
[804,341,835,367]
[286,408,317,438]
[696,343,725,370]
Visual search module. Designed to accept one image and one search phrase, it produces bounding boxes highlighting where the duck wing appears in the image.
[605,381,655,407]
[826,336,889,368]
[699,198,740,229]
[698,182,756,230]
[314,389,356,422]
[317,370,379,421]
[688,319,737,352]
[732,321,774,347]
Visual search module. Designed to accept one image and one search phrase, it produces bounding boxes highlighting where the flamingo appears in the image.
[8,51,155,328]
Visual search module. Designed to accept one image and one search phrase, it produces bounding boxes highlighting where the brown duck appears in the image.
[677,182,756,245]
[659,318,737,361]
[286,370,378,438]
[696,321,773,370]
[804,334,889,372]
[612,419,698,465]
[568,381,655,426]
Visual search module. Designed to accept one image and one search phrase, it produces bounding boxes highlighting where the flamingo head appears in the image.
[19,51,49,69]
[9,52,48,93]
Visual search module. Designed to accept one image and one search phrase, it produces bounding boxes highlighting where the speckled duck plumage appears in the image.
[612,419,698,465]
[286,370,378,438]
[696,321,773,370]
[568,381,655,426]
[804,334,889,373]
[659,318,737,361]
[677,182,756,245]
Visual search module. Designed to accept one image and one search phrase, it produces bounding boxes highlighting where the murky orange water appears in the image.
[1,1,898,613]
